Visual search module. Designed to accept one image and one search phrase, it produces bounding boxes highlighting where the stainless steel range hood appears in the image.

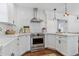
[31,8,43,23]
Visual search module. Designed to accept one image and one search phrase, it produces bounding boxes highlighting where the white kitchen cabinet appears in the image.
[17,35,30,56]
[56,35,67,55]
[18,35,27,55]
[56,35,78,56]
[0,35,30,56]
[45,34,48,48]
[8,3,16,24]
[1,37,18,56]
[45,34,78,56]
[0,3,16,24]
[45,34,56,50]
[0,4,8,22]
[55,35,61,52]
[25,35,30,51]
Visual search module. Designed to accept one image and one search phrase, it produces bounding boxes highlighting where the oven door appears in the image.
[31,37,44,50]
[33,38,44,44]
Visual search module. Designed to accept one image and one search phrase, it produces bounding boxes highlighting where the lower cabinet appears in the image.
[45,34,78,56]
[25,35,30,52]
[45,34,56,50]
[0,35,30,56]
[56,35,78,56]
[1,37,18,56]
[16,35,30,56]
[0,34,78,56]
[56,35,67,55]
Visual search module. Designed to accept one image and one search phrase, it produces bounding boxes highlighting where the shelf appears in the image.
[0,22,16,26]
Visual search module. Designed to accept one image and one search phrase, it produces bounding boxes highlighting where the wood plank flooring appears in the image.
[23,48,63,56]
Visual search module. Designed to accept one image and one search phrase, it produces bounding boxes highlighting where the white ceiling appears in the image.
[15,3,79,16]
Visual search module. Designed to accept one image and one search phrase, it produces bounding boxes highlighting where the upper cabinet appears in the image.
[8,3,16,24]
[0,4,8,22]
[0,3,16,25]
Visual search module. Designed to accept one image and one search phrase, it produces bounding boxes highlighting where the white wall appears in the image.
[47,20,57,33]
[15,6,46,33]
[1,4,79,35]
[45,10,79,33]
[45,10,58,33]
[9,4,79,33]
[8,5,79,33]
[15,6,33,32]
[0,3,8,22]
[16,7,33,26]
[0,3,16,35]
[68,15,79,32]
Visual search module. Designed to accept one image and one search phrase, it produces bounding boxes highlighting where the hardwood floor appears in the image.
[23,48,63,56]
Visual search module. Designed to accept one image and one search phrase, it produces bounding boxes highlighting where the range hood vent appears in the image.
[31,8,43,23]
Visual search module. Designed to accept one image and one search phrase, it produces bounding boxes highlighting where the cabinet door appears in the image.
[60,36,67,55]
[56,36,61,52]
[18,35,30,55]
[67,36,78,55]
[45,34,49,48]
[45,34,56,49]
[8,3,16,24]
[10,37,18,56]
[18,36,27,55]
[56,36,68,55]
[0,3,16,24]
[1,37,17,56]
[25,35,30,51]
[0,4,8,22]
[2,44,12,56]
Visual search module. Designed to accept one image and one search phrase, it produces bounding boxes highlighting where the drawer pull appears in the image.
[59,40,61,44]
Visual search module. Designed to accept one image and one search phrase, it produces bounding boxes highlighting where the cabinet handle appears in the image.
[17,38,19,40]
[59,40,61,44]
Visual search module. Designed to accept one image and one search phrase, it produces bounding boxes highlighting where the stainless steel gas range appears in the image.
[30,33,45,51]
